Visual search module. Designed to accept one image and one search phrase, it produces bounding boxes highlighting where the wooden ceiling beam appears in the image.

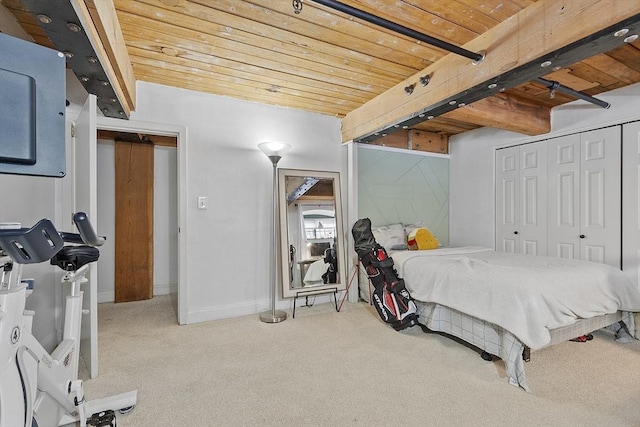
[443,93,550,136]
[71,0,136,115]
[364,130,449,154]
[342,0,640,143]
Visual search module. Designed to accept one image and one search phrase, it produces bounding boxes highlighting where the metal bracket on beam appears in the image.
[354,14,640,144]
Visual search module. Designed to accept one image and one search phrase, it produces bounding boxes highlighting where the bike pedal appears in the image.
[87,409,116,427]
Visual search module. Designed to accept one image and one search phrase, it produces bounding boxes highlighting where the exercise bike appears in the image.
[0,213,137,427]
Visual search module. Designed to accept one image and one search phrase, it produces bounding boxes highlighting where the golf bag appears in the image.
[352,218,419,331]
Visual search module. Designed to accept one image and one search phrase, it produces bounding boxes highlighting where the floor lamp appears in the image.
[258,141,291,323]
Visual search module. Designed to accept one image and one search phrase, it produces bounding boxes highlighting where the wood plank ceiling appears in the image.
[3,0,640,152]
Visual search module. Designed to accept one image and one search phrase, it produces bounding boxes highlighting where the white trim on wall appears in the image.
[358,143,450,159]
[346,141,359,303]
[622,121,640,288]
[96,117,188,325]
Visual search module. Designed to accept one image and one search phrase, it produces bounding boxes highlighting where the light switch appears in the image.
[197,196,208,210]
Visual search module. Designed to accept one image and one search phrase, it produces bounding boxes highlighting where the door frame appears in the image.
[71,95,99,378]
[97,117,187,325]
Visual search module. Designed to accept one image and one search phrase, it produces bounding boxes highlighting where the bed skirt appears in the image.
[414,302,628,392]
[415,302,532,391]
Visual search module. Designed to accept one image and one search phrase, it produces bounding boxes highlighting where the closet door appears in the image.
[548,127,621,266]
[580,127,620,266]
[495,142,547,255]
[548,134,581,259]
[518,142,547,255]
[622,122,639,284]
[495,146,519,253]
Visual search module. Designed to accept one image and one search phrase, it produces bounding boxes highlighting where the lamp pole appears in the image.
[258,142,291,323]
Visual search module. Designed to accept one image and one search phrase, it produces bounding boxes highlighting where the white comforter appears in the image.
[391,247,640,349]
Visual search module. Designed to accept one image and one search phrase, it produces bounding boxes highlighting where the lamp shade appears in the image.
[258,141,291,158]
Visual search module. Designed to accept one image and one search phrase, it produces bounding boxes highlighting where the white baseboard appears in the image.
[153,283,178,295]
[97,291,115,304]
[186,300,272,324]
[97,283,178,304]
[185,294,335,324]
[98,289,336,324]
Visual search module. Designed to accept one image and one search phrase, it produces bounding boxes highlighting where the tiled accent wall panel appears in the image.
[357,147,449,245]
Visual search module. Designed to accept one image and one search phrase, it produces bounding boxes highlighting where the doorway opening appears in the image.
[94,119,186,325]
[97,129,177,300]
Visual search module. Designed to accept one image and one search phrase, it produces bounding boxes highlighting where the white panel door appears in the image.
[74,95,99,378]
[622,121,639,285]
[548,134,581,259]
[495,142,546,255]
[495,146,519,253]
[580,127,621,266]
[518,142,547,255]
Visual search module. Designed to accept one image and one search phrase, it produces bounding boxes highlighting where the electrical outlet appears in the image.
[197,196,208,210]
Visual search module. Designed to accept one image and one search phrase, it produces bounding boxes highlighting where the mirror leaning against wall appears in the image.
[278,169,346,299]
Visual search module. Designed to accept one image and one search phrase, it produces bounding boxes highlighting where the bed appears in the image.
[358,246,640,391]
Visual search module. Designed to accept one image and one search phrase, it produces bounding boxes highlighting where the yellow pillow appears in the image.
[407,227,439,250]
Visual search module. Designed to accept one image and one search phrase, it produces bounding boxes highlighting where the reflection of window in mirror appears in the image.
[302,206,336,240]
[300,204,335,260]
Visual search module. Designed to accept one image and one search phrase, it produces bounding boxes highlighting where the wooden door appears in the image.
[115,141,154,302]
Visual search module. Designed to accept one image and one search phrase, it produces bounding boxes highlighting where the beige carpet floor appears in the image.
[80,295,640,426]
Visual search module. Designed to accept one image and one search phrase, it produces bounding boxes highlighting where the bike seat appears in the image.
[50,245,100,271]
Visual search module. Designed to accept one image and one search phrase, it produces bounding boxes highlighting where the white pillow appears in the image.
[403,220,424,238]
[371,223,406,250]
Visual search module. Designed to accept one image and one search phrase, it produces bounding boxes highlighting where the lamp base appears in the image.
[259,309,288,323]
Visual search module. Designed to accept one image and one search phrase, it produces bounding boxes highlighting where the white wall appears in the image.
[130,82,346,323]
[2,76,344,338]
[153,146,179,295]
[96,142,115,300]
[449,83,640,248]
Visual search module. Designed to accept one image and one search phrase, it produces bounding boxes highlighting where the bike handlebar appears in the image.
[72,212,105,247]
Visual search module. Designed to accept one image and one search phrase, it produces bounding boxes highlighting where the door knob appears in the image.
[579,234,585,239]
[514,231,518,235]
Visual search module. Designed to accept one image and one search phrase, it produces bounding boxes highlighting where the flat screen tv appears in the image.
[0,32,66,177]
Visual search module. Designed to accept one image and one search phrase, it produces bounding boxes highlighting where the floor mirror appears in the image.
[277,169,346,300]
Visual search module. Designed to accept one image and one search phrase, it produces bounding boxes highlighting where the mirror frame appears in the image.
[278,168,346,299]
